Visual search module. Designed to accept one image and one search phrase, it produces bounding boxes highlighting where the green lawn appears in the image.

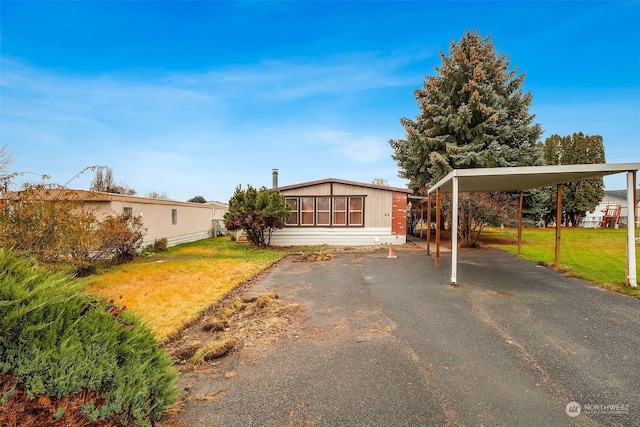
[481,227,640,299]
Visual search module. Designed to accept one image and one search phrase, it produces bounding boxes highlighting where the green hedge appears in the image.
[0,249,178,426]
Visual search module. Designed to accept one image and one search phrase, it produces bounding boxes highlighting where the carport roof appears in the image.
[423,162,639,288]
[427,163,640,194]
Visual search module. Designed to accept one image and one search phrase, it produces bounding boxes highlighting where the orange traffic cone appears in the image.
[387,243,397,259]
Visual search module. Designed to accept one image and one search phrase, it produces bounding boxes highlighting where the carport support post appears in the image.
[626,171,637,287]
[435,188,441,267]
[518,191,523,254]
[555,184,562,268]
[451,176,459,285]
[426,194,432,256]
[420,201,424,238]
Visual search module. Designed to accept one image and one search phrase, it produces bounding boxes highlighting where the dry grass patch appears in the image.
[166,292,305,365]
[292,251,335,262]
[82,238,285,341]
[192,338,240,363]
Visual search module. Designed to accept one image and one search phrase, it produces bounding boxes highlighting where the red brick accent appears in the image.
[391,192,407,235]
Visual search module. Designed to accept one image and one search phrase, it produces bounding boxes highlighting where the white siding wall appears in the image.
[89,199,216,247]
[581,194,631,227]
[270,227,406,246]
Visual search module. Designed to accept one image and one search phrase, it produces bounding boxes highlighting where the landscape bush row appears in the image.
[0,249,179,426]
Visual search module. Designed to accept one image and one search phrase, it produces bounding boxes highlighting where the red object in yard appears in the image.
[601,204,621,228]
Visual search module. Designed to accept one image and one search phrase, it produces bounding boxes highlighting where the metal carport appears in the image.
[426,163,640,287]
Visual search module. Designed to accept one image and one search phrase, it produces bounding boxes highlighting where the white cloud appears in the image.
[1,50,429,199]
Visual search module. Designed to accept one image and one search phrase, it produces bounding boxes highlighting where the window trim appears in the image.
[332,196,347,227]
[285,197,299,226]
[300,197,315,226]
[315,197,331,226]
[283,195,365,228]
[348,196,364,226]
[171,208,178,225]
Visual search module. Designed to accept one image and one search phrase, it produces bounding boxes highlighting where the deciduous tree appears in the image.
[146,191,170,200]
[90,166,137,195]
[0,184,147,275]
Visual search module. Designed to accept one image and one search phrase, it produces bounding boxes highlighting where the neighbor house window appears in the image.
[286,197,298,225]
[283,195,364,227]
[123,207,133,217]
[172,209,178,225]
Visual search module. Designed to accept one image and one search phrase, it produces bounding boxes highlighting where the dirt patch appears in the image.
[164,292,306,366]
[291,252,335,262]
[159,292,307,427]
[409,232,453,249]
[483,290,515,297]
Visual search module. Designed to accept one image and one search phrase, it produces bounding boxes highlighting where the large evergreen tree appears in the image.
[542,132,606,226]
[390,30,543,189]
[390,30,544,246]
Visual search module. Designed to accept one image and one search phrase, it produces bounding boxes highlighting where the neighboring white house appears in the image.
[580,190,640,228]
[270,177,412,246]
[206,200,229,236]
[2,189,228,247]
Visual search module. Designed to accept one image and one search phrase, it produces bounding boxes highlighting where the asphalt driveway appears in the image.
[175,248,640,426]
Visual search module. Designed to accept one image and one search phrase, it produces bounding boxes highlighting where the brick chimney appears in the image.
[272,169,279,190]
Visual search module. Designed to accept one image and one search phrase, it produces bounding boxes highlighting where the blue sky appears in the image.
[1,1,639,202]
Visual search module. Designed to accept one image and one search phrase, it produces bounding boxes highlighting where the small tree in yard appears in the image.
[459,192,518,247]
[224,185,290,247]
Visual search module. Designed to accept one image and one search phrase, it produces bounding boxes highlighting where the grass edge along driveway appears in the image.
[483,227,640,299]
[82,238,285,342]
[84,227,639,342]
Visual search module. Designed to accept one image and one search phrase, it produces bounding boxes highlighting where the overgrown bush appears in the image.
[0,186,147,275]
[153,237,168,252]
[0,249,178,426]
[98,214,146,264]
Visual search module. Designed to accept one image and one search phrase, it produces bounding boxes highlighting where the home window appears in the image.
[316,197,331,226]
[349,197,363,225]
[123,207,133,217]
[332,197,347,226]
[300,197,314,226]
[172,209,178,225]
[283,195,364,227]
[286,197,298,225]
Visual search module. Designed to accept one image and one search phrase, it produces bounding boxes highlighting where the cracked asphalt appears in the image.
[172,248,640,427]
